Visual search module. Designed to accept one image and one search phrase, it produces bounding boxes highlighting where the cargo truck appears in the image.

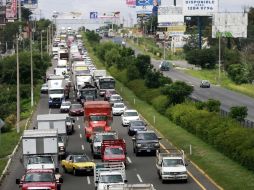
[21,129,59,172]
[94,162,127,190]
[37,114,69,157]
[77,84,97,103]
[84,101,112,142]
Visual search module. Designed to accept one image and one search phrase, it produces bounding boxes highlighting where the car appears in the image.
[200,80,210,88]
[61,154,95,175]
[53,55,58,60]
[109,94,123,106]
[104,89,117,101]
[69,103,84,116]
[60,101,71,113]
[128,120,147,136]
[112,102,126,116]
[159,60,172,71]
[40,83,48,94]
[132,130,161,156]
[65,116,75,135]
[121,109,140,126]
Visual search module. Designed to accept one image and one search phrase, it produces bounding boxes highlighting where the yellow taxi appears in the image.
[61,154,95,175]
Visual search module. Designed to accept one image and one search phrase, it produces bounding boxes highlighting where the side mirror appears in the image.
[59,177,63,183]
[55,168,59,173]
[16,179,20,184]
[158,137,162,140]
[124,179,128,183]
[132,137,136,141]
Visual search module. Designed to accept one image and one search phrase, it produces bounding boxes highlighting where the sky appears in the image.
[33,0,254,29]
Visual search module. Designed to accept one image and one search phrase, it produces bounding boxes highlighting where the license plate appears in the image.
[146,149,151,152]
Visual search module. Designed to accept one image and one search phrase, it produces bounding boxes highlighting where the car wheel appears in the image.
[162,179,166,184]
[158,171,162,179]
[183,179,188,183]
[128,130,131,136]
[133,147,136,153]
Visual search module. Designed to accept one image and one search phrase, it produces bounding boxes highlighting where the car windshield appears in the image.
[104,147,124,155]
[131,121,145,126]
[163,159,184,167]
[114,104,124,108]
[94,134,116,142]
[42,84,48,87]
[71,104,82,109]
[89,115,107,121]
[28,156,53,164]
[125,111,138,117]
[58,136,63,143]
[137,133,157,140]
[24,173,54,182]
[62,102,71,106]
[111,96,121,100]
[49,89,64,94]
[73,155,89,163]
[100,174,123,183]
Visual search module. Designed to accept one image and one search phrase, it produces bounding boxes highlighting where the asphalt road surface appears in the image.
[0,59,220,190]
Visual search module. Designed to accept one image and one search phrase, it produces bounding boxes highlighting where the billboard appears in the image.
[136,0,161,15]
[158,6,184,27]
[21,0,38,9]
[126,0,136,7]
[0,4,6,26]
[183,0,218,16]
[212,13,248,38]
[99,12,120,18]
[6,0,17,20]
[90,12,98,19]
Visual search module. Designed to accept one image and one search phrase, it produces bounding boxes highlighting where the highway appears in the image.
[0,59,220,190]
[120,37,254,123]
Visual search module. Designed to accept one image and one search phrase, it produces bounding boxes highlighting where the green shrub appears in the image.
[151,95,169,114]
[229,106,248,122]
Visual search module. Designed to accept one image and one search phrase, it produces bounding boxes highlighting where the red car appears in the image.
[16,169,63,190]
[104,89,117,101]
[69,103,84,116]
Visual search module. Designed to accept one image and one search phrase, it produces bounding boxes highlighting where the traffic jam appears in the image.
[16,28,189,190]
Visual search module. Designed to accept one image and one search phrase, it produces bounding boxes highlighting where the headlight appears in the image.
[154,143,160,147]
[137,143,141,147]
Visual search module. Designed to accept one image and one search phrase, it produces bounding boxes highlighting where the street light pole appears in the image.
[16,36,20,133]
[40,31,43,59]
[218,33,221,85]
[30,27,34,107]
[46,28,49,53]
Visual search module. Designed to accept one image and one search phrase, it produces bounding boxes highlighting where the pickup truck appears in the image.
[104,184,156,190]
[16,169,63,190]
[94,162,127,190]
[156,149,188,183]
[90,131,118,158]
[101,139,127,165]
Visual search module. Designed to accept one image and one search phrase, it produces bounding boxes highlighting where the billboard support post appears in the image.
[198,16,202,49]
[218,32,221,85]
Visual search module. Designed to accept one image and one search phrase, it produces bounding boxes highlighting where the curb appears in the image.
[0,111,33,183]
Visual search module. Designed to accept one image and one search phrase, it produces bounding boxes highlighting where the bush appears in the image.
[227,64,249,84]
[229,106,248,122]
[205,99,221,112]
[151,95,169,114]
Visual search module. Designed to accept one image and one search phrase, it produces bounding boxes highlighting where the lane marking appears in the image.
[87,176,91,184]
[80,134,82,138]
[137,174,143,183]
[77,117,79,121]
[78,125,81,129]
[81,145,84,150]
[159,142,207,190]
[127,157,132,164]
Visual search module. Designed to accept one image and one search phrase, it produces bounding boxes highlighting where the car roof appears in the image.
[136,130,155,134]
[113,102,124,105]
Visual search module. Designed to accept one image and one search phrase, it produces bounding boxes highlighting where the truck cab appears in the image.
[156,149,188,183]
[101,139,127,165]
[16,169,63,190]
[98,76,115,96]
[25,155,56,172]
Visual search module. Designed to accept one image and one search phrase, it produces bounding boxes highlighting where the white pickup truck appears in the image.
[156,149,188,183]
[94,162,127,190]
[103,184,156,190]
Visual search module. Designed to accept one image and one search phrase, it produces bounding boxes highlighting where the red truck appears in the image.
[16,169,63,190]
[101,139,127,165]
[84,101,112,142]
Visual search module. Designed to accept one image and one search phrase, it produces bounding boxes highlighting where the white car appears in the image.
[121,109,140,126]
[40,83,48,94]
[112,103,126,116]
[60,101,71,113]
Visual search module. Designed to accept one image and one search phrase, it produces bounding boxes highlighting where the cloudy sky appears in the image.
[34,0,254,29]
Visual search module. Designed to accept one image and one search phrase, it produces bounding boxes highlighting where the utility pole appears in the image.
[46,28,49,53]
[40,31,43,59]
[30,25,34,107]
[218,32,221,85]
[16,36,20,133]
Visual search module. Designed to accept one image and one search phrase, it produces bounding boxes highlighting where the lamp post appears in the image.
[16,35,20,133]
[30,26,34,107]
[40,30,44,59]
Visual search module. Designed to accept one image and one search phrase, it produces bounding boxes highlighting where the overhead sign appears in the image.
[183,0,218,16]
[212,13,248,38]
[158,6,184,27]
[6,0,17,20]
[90,12,98,19]
[21,0,38,9]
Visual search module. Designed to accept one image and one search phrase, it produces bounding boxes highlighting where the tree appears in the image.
[126,64,140,81]
[227,64,249,84]
[135,54,153,78]
[104,48,121,67]
[229,106,248,122]
[145,69,163,88]
[205,99,221,112]
[161,81,193,104]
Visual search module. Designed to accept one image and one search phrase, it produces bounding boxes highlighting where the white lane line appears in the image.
[87,176,91,184]
[80,134,82,138]
[81,145,84,150]
[127,157,132,164]
[49,109,51,114]
[77,117,79,121]
[137,174,143,182]
[78,125,81,129]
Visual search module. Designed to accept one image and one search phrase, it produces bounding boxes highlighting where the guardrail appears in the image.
[189,96,254,128]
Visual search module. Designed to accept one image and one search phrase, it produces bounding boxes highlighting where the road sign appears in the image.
[90,12,98,19]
